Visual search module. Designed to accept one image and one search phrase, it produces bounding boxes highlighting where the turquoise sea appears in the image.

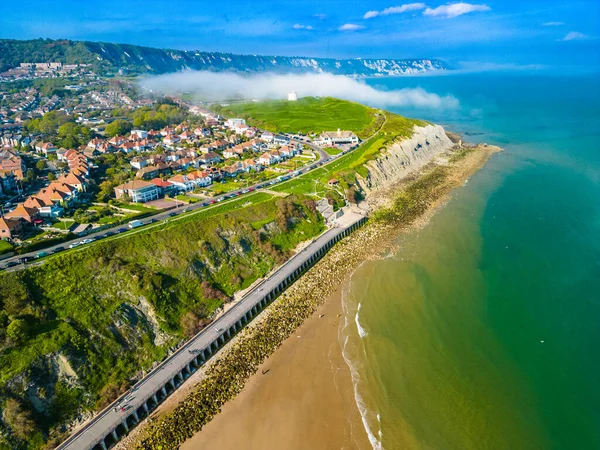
[340,74,600,450]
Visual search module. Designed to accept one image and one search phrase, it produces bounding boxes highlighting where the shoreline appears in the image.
[127,143,501,450]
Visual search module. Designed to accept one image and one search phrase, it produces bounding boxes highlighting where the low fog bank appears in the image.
[139,71,459,109]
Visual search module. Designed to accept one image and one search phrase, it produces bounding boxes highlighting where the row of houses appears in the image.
[0,150,90,240]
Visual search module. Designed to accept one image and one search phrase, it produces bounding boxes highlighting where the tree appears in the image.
[2,399,35,439]
[47,172,57,181]
[105,119,132,137]
[25,169,36,184]
[35,160,46,171]
[6,319,28,343]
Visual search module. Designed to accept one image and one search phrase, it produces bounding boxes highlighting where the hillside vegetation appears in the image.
[212,97,384,139]
[0,194,324,449]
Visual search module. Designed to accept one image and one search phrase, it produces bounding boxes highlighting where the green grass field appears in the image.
[0,240,14,255]
[213,97,383,139]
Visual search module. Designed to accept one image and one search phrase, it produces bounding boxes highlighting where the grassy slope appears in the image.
[213,97,383,139]
[272,112,426,198]
[0,194,324,449]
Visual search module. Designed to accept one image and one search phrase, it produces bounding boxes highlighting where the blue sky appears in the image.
[1,1,599,72]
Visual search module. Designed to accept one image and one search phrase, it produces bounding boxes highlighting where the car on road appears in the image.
[35,251,49,259]
[69,242,81,249]
[80,238,94,244]
[201,202,208,207]
[6,261,19,268]
[19,256,32,263]
[105,231,115,237]
[168,212,177,217]
[150,218,158,223]
[241,189,249,194]
[249,187,255,191]
[216,197,225,202]
[54,246,65,252]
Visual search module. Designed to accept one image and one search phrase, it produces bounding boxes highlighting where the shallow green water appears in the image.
[341,75,600,450]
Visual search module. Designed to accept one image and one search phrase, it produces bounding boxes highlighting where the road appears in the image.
[0,139,351,272]
[57,211,365,450]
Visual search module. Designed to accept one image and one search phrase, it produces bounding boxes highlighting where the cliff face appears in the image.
[0,38,449,75]
[357,124,454,195]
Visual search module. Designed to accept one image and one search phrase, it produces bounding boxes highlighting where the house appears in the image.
[35,142,58,156]
[0,217,23,240]
[114,180,160,203]
[199,151,221,165]
[261,131,274,142]
[163,135,180,146]
[150,177,178,196]
[108,135,126,146]
[130,129,148,140]
[0,149,25,179]
[316,129,359,147]
[225,118,246,129]
[57,172,88,192]
[130,157,147,170]
[187,170,212,187]
[167,174,194,191]
[179,130,194,141]
[258,152,276,166]
[136,166,160,180]
[5,204,39,223]
[222,164,241,178]
[119,141,136,154]
[160,127,176,136]
[241,158,259,172]
[222,149,239,159]
[273,135,290,146]
[24,195,63,217]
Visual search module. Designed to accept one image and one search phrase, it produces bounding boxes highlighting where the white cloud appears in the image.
[543,21,564,26]
[293,24,314,30]
[338,23,365,31]
[423,3,490,18]
[364,3,426,19]
[562,31,586,41]
[313,13,328,19]
[139,71,460,110]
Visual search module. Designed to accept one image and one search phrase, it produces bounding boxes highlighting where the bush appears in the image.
[6,319,29,343]
[2,399,35,439]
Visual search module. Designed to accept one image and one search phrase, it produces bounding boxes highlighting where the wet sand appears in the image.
[181,287,371,450]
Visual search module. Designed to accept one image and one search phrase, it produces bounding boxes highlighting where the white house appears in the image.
[316,129,359,147]
[225,118,246,129]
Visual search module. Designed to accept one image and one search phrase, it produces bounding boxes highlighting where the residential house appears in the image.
[130,129,148,140]
[24,195,63,217]
[167,174,194,191]
[163,135,180,146]
[57,172,88,192]
[35,142,58,156]
[5,204,39,223]
[0,217,23,240]
[150,178,178,196]
[130,157,147,170]
[114,180,160,203]
[199,151,221,165]
[187,170,212,187]
[222,148,239,160]
[0,149,25,179]
[136,166,160,180]
[316,129,359,147]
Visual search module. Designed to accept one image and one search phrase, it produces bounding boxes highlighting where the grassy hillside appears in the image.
[272,111,426,203]
[0,194,324,449]
[212,97,384,139]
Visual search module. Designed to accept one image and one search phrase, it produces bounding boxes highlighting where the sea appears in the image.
[340,74,600,450]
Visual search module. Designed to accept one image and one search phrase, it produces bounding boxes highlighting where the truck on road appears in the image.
[128,220,144,229]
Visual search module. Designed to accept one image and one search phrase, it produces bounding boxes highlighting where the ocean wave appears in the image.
[355,303,369,338]
[340,274,384,450]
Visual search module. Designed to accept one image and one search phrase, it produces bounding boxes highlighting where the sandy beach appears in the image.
[181,287,371,450]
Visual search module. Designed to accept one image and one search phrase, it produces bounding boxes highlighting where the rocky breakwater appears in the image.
[357,124,454,194]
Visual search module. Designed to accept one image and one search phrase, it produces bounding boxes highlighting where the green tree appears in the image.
[48,172,57,181]
[25,169,36,184]
[105,119,132,137]
[6,319,28,343]
[2,399,35,439]
[35,160,46,171]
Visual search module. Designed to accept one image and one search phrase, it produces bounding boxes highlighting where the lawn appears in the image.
[213,97,383,139]
[0,240,14,255]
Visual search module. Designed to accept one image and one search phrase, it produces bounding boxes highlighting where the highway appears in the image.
[0,138,345,272]
[57,211,365,450]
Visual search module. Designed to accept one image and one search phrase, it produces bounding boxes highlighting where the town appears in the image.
[0,65,360,264]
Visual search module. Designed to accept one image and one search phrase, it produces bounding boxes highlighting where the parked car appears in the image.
[6,261,19,268]
[35,251,49,259]
[54,246,65,252]
[168,212,177,217]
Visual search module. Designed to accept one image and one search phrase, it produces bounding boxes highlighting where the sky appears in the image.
[1,0,599,73]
